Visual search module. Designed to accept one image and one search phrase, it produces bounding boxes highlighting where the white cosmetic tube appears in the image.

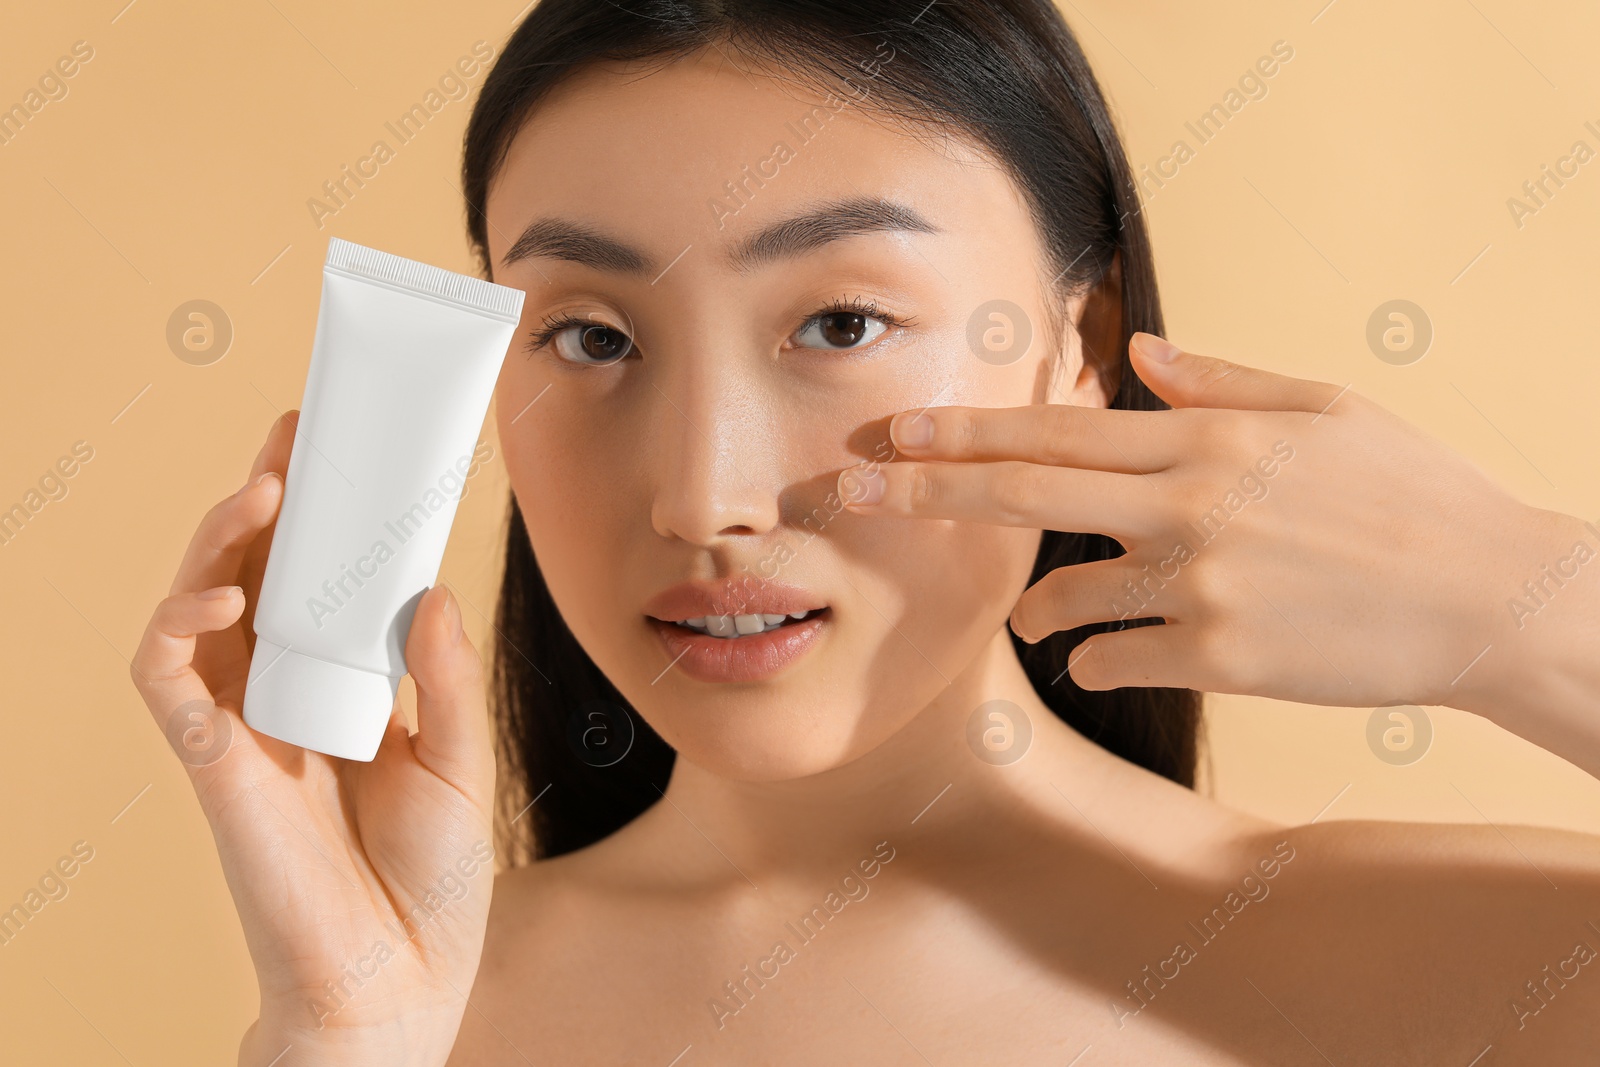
[242,237,525,761]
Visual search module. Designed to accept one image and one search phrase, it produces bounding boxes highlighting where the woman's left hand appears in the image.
[839,332,1598,723]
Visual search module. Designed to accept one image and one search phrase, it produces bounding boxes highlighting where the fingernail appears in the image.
[841,467,884,506]
[1133,333,1181,363]
[890,412,934,450]
[236,471,277,497]
[443,588,463,644]
[199,585,241,600]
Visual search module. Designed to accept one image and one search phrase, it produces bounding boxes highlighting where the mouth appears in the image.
[650,607,826,639]
[645,607,830,683]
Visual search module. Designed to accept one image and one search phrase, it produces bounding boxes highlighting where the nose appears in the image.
[648,348,782,546]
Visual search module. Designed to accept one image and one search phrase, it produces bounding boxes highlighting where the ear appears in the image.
[1055,249,1123,408]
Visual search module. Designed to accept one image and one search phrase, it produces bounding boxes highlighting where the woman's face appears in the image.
[486,47,1108,782]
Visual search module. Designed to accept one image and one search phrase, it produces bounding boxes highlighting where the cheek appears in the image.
[807,352,1046,648]
[491,344,1052,780]
[781,507,1039,773]
[500,409,634,648]
[837,512,1041,676]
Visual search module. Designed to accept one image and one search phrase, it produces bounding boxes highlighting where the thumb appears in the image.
[1129,332,1345,414]
[405,583,495,792]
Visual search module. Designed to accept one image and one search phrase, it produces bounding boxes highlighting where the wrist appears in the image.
[239,1002,467,1067]
[1446,506,1600,747]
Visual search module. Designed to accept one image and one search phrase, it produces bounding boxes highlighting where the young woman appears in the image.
[132,1,1600,1063]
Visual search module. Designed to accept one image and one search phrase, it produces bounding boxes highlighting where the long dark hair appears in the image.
[460,0,1201,864]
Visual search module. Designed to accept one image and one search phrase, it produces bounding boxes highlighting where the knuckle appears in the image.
[128,656,149,694]
[1035,570,1073,617]
[992,462,1044,521]
[904,463,939,511]
[1168,473,1219,528]
[1138,470,1189,529]
[949,410,982,455]
[1191,409,1238,453]
[1069,635,1111,688]
[1014,577,1061,637]
[1181,558,1229,611]
[153,593,191,633]
[1164,408,1208,456]
[1042,407,1086,463]
[127,650,169,699]
[193,503,237,551]
[1188,357,1241,403]
[201,493,236,529]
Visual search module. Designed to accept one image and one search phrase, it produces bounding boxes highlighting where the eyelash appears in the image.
[521,295,914,357]
[523,312,615,354]
[804,295,914,338]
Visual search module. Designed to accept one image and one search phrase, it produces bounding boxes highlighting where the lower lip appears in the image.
[647,610,829,683]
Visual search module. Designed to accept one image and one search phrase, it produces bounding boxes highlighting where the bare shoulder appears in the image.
[448,818,748,1065]
[1214,816,1600,1059]
[1262,813,1600,882]
[447,843,631,1065]
[476,836,638,969]
[483,848,590,937]
[1229,814,1600,955]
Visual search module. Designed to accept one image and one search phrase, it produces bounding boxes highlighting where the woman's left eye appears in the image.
[792,300,903,351]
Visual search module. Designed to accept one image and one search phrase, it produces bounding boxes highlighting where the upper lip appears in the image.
[644,578,827,622]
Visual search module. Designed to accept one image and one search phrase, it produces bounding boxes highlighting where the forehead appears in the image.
[484,48,1043,274]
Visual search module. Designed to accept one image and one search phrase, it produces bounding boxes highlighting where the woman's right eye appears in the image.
[528,318,636,366]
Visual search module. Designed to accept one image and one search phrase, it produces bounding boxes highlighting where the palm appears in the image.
[132,411,497,1050]
[201,732,491,1034]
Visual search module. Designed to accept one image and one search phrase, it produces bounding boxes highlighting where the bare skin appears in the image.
[130,45,1600,1067]
[452,49,1600,1065]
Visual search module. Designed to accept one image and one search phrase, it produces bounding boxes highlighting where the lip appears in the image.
[643,578,826,623]
[648,609,829,683]
[643,578,830,684]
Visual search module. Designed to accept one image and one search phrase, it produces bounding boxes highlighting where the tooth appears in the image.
[706,614,736,637]
[788,610,807,619]
[734,614,764,635]
[684,617,705,627]
[761,614,787,625]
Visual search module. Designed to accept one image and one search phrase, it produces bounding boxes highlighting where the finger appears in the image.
[887,403,1181,475]
[1010,558,1159,644]
[239,412,298,638]
[1129,332,1347,415]
[131,586,247,721]
[405,584,494,795]
[246,409,299,483]
[839,459,1167,542]
[372,704,415,761]
[168,472,283,597]
[1067,621,1199,692]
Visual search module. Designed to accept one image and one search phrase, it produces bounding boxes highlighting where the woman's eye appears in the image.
[793,311,889,350]
[551,323,634,365]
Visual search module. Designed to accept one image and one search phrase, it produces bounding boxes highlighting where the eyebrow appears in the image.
[499,195,941,275]
[728,196,940,271]
[500,218,650,274]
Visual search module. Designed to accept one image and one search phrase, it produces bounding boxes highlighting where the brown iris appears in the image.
[578,324,633,362]
[815,312,868,347]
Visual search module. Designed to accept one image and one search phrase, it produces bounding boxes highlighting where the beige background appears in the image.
[2,0,1596,1061]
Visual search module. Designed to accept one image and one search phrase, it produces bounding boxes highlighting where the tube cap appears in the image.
[241,638,401,762]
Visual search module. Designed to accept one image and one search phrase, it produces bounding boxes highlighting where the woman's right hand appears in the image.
[130,412,498,1067]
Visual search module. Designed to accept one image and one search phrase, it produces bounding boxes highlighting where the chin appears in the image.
[641,694,885,783]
